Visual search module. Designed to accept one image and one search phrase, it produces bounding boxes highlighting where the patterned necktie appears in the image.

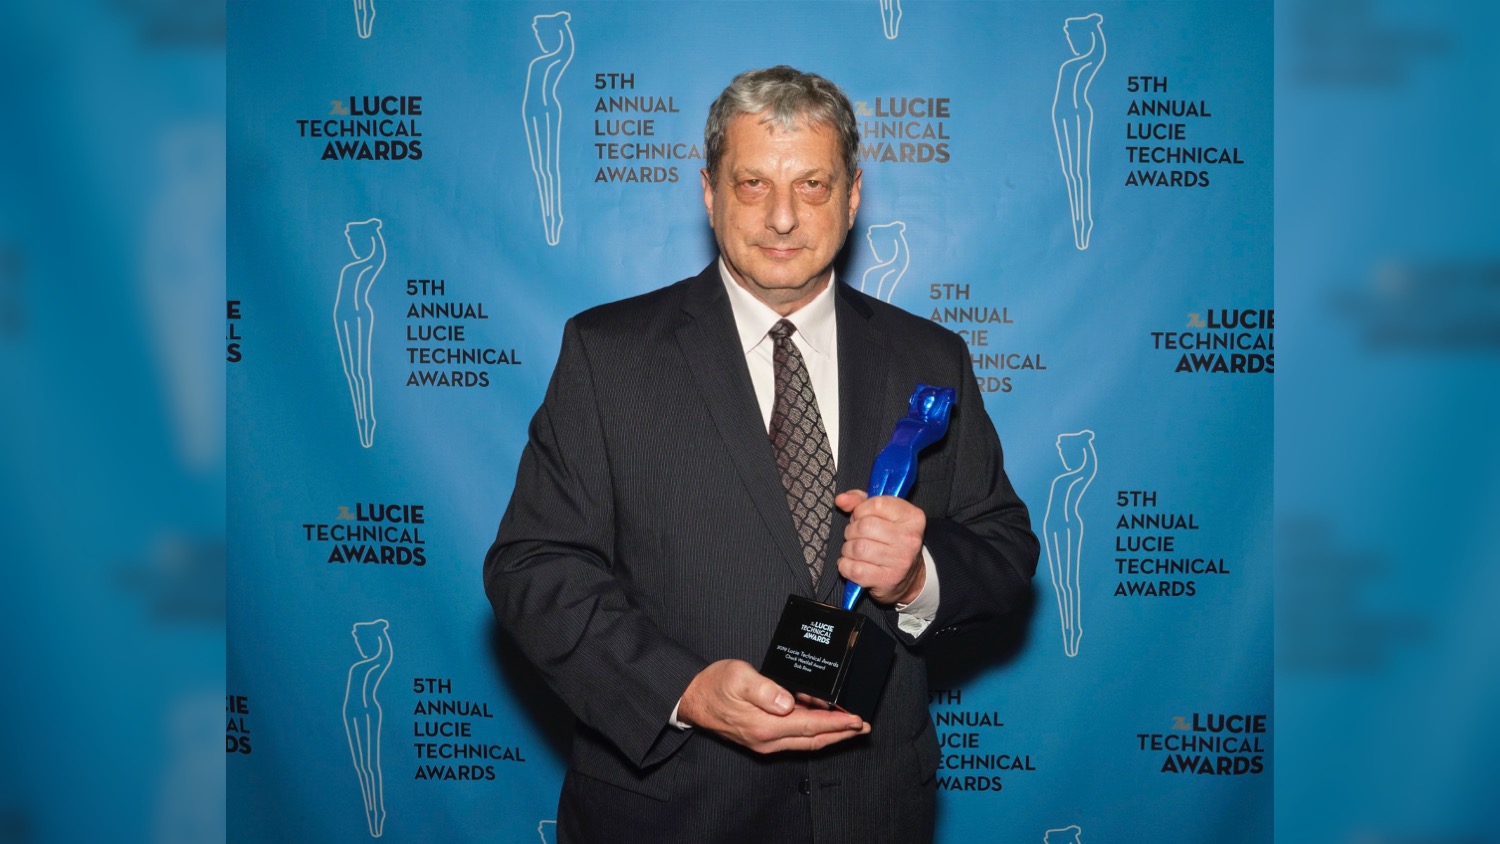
[767,319,836,587]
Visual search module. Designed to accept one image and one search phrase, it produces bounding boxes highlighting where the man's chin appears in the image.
[745,268,828,293]
[752,277,829,305]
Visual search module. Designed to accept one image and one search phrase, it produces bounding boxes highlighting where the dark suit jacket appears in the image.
[484,263,1037,843]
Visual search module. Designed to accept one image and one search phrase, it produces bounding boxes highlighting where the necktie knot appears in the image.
[769,319,795,343]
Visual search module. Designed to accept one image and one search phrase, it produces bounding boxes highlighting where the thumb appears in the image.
[834,489,868,514]
[747,674,795,715]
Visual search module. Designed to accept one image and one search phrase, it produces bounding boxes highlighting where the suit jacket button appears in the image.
[798,777,812,795]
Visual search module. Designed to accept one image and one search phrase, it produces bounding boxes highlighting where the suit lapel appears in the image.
[820,284,896,604]
[674,265,815,594]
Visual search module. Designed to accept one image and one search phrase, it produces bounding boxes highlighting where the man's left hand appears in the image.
[834,490,925,605]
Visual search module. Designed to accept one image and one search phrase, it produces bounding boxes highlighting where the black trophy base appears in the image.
[759,594,896,721]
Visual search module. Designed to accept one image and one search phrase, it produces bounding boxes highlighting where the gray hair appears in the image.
[704,66,861,191]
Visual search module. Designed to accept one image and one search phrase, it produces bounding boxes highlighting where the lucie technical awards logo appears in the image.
[298,96,424,161]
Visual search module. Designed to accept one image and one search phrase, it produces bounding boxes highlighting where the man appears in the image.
[485,66,1037,843]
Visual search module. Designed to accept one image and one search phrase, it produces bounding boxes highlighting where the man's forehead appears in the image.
[721,116,841,168]
[735,109,830,137]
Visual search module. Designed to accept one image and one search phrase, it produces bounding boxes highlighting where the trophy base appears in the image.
[759,594,895,721]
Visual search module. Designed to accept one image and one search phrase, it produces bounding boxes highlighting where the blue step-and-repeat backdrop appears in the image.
[229,2,1271,841]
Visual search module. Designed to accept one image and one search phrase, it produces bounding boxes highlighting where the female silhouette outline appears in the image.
[860,221,909,303]
[1051,13,1105,250]
[333,218,386,448]
[343,619,393,838]
[522,12,575,246]
[1043,431,1096,657]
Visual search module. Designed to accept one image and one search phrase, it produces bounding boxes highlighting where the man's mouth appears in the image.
[758,244,804,259]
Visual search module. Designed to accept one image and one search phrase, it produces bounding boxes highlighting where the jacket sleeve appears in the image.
[483,319,705,769]
[896,340,1039,644]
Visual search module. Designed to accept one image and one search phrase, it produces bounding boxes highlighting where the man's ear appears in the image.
[847,168,864,228]
[701,168,716,225]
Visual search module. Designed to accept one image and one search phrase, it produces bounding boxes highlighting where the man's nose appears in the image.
[766,187,798,235]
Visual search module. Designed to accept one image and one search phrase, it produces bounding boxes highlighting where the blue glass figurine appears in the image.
[842,384,956,610]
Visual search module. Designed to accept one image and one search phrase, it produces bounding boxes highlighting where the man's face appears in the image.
[702,112,861,315]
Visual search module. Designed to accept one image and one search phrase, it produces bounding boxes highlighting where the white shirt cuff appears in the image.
[894,545,940,636]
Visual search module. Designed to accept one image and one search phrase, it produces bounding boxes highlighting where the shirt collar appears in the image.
[718,258,837,357]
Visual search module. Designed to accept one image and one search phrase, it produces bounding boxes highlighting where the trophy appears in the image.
[759,384,957,721]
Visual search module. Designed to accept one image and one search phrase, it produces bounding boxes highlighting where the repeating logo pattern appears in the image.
[230,3,1272,840]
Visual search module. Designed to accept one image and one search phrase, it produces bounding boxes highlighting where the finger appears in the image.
[760,715,869,753]
[781,709,866,739]
[840,534,905,570]
[844,507,910,543]
[845,505,924,556]
[809,720,871,748]
[844,515,899,545]
[837,556,880,589]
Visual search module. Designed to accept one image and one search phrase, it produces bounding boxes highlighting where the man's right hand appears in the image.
[676,659,869,753]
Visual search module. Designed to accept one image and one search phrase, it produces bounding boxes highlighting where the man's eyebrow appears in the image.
[728,166,836,181]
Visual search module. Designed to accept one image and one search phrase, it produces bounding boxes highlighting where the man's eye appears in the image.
[734,179,769,200]
[798,180,832,200]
